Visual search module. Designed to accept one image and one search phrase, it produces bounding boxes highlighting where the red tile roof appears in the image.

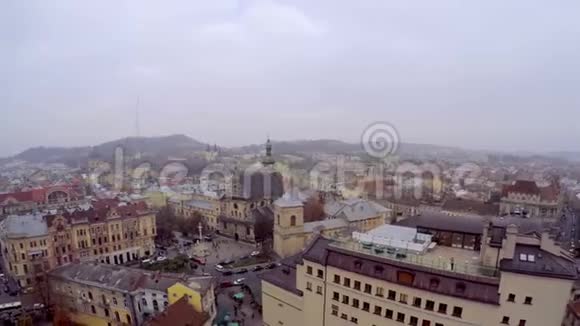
[502,180,560,202]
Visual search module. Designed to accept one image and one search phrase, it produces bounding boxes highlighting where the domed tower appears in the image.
[239,138,284,200]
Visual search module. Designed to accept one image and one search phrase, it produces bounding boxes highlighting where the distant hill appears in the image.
[12,134,207,165]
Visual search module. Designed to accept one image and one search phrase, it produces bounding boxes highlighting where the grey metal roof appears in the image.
[395,212,554,235]
[325,199,388,222]
[185,199,213,210]
[500,244,578,280]
[1,213,48,238]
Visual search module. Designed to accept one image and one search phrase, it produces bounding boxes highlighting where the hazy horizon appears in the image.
[2,0,580,156]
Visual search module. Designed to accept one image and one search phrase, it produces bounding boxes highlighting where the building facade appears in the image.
[500,180,562,218]
[0,199,156,288]
[273,196,390,259]
[0,184,86,216]
[48,262,215,326]
[262,221,577,326]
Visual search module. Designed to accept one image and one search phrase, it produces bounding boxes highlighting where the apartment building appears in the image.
[261,221,577,326]
[0,199,156,288]
[500,180,562,218]
[0,184,86,216]
[48,262,215,326]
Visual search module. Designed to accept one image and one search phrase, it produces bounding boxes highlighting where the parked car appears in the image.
[156,256,167,262]
[141,259,153,265]
[252,265,264,272]
[222,270,233,276]
[204,235,213,241]
[235,268,248,274]
[220,281,234,288]
[190,256,206,265]
[250,250,261,257]
[215,264,225,271]
[266,263,277,270]
[233,278,245,285]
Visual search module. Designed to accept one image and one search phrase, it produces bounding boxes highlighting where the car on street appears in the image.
[190,256,206,265]
[266,263,277,269]
[222,259,234,265]
[252,266,264,272]
[222,270,233,276]
[215,264,225,271]
[141,258,153,265]
[235,268,248,274]
[250,250,261,257]
[156,256,167,262]
[220,281,234,288]
[233,278,245,285]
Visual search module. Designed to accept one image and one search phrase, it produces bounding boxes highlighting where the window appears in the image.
[364,283,372,294]
[342,295,349,305]
[306,282,312,291]
[104,309,109,317]
[518,320,526,326]
[396,312,405,323]
[397,271,414,285]
[350,317,358,324]
[317,269,324,279]
[290,215,296,226]
[409,316,419,326]
[334,275,341,284]
[425,300,435,311]
[354,281,361,291]
[344,278,351,287]
[388,290,396,300]
[331,305,338,316]
[91,305,96,314]
[399,293,408,304]
[352,299,359,308]
[507,293,516,302]
[333,292,340,301]
[307,266,312,275]
[385,309,393,319]
[341,313,347,320]
[376,287,384,297]
[413,297,422,307]
[429,278,440,289]
[423,321,432,326]
[126,315,131,324]
[113,297,117,305]
[115,311,120,322]
[501,316,510,324]
[438,303,447,314]
[452,306,463,318]
[374,265,384,275]
[455,282,466,294]
[374,306,382,315]
[524,297,533,305]
[316,286,323,294]
[88,292,93,300]
[362,302,370,312]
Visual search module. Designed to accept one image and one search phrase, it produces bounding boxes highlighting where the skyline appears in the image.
[2,0,580,156]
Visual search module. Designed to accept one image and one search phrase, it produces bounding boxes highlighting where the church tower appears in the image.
[262,138,275,166]
[273,194,306,258]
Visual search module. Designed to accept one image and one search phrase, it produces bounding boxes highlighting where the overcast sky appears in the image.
[1,0,579,156]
